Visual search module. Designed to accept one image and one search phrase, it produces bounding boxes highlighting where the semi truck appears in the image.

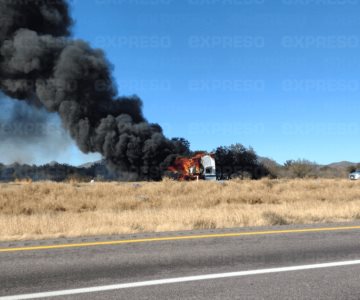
[168,153,216,181]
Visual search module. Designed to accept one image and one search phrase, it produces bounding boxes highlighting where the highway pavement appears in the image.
[1,222,360,299]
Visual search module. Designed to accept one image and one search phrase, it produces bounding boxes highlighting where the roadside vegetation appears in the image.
[1,179,360,241]
[1,142,358,182]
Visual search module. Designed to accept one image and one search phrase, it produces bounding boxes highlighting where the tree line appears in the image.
[0,139,357,182]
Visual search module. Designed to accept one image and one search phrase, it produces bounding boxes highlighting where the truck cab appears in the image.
[201,155,216,181]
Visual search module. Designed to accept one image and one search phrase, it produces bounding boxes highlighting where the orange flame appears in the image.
[168,153,206,181]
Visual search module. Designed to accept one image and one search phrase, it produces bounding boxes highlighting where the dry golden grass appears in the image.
[1,179,360,241]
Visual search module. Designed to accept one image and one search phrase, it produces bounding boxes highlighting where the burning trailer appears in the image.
[167,153,216,181]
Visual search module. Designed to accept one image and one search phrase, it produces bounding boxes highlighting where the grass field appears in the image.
[1,179,360,241]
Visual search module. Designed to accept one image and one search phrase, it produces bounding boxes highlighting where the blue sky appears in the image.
[2,0,359,165]
[68,0,359,165]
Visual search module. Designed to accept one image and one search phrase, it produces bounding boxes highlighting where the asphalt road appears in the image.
[1,223,360,299]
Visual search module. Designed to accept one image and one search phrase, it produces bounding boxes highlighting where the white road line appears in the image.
[2,260,360,300]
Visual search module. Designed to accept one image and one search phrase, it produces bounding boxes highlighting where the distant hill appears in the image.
[79,160,105,169]
[327,161,359,169]
[257,157,282,167]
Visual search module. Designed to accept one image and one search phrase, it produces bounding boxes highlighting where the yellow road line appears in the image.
[1,225,360,253]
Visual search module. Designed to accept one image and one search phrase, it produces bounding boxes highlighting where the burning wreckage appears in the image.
[167,153,216,181]
[0,1,221,183]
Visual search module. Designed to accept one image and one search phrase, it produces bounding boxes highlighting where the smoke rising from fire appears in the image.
[0,0,181,179]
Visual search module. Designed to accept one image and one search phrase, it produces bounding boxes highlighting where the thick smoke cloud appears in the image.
[0,0,181,180]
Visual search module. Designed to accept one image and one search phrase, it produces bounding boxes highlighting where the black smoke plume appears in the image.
[0,0,183,180]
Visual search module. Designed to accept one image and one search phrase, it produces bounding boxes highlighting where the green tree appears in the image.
[214,146,233,179]
[215,143,268,179]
